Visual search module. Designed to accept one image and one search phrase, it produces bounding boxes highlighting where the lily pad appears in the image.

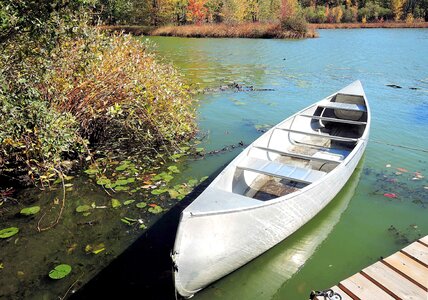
[76,205,91,213]
[136,202,147,209]
[20,206,41,216]
[48,264,72,279]
[115,186,129,191]
[151,189,167,195]
[111,199,121,208]
[115,179,129,186]
[168,189,180,199]
[96,177,111,186]
[124,200,135,205]
[187,179,198,187]
[167,166,180,173]
[115,163,129,171]
[0,227,19,239]
[84,168,99,175]
[148,205,163,214]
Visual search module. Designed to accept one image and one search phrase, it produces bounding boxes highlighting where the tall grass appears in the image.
[151,22,318,38]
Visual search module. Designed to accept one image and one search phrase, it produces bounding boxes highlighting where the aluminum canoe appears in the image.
[173,80,371,298]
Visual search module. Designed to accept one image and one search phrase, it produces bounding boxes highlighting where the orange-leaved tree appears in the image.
[187,0,208,24]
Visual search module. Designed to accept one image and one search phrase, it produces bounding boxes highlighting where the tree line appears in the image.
[94,0,428,25]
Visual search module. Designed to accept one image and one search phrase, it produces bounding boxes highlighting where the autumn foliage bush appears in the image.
[0,6,197,185]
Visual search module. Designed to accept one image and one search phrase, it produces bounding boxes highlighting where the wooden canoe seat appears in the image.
[237,157,326,184]
[318,100,367,112]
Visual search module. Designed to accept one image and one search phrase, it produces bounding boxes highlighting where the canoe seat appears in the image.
[318,101,367,112]
[237,157,326,184]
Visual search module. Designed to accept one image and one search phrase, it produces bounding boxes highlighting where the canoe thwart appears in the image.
[298,114,367,125]
[237,157,326,184]
[252,146,343,164]
[276,127,360,142]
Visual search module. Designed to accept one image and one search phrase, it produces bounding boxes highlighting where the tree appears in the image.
[391,0,404,20]
[187,0,208,23]
[281,0,298,19]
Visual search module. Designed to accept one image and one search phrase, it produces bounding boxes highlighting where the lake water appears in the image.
[148,29,428,299]
[1,29,427,300]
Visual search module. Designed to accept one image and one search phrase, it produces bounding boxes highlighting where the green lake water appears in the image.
[0,29,427,300]
[148,29,428,299]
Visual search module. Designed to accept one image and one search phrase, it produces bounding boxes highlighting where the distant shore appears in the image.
[100,23,318,39]
[100,21,428,39]
[310,21,428,29]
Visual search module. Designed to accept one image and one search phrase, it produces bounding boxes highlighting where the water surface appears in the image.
[148,29,428,299]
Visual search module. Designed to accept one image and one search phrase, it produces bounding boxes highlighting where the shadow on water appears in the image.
[73,160,364,300]
[71,165,224,300]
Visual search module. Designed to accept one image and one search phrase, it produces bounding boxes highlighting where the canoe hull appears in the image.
[174,141,367,297]
[173,81,370,298]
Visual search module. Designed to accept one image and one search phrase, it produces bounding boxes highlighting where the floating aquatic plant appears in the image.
[48,264,72,280]
[20,206,41,216]
[0,227,19,239]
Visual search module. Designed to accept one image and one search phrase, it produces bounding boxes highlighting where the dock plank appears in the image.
[311,236,428,300]
[362,261,426,299]
[339,272,394,300]
[330,286,353,300]
[419,236,428,247]
[383,251,428,290]
[402,242,428,267]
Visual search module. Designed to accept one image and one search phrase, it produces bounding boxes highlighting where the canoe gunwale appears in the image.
[185,87,370,218]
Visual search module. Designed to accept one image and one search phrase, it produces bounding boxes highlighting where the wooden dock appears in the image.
[314,235,428,300]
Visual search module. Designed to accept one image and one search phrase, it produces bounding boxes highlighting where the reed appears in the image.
[150,22,318,39]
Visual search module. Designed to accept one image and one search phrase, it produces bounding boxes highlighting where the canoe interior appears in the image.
[213,92,368,201]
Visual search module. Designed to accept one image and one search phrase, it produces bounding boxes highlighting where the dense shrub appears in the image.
[281,12,308,34]
[0,4,197,185]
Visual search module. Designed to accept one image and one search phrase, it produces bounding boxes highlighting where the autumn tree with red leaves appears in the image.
[187,0,208,24]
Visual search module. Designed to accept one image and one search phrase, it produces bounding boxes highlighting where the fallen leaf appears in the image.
[384,193,397,199]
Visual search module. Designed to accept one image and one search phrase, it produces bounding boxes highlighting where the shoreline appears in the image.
[310,21,428,29]
[100,21,428,39]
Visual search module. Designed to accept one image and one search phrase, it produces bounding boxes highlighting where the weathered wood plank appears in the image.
[383,251,428,290]
[419,236,428,247]
[402,242,428,267]
[340,272,394,300]
[362,261,427,299]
